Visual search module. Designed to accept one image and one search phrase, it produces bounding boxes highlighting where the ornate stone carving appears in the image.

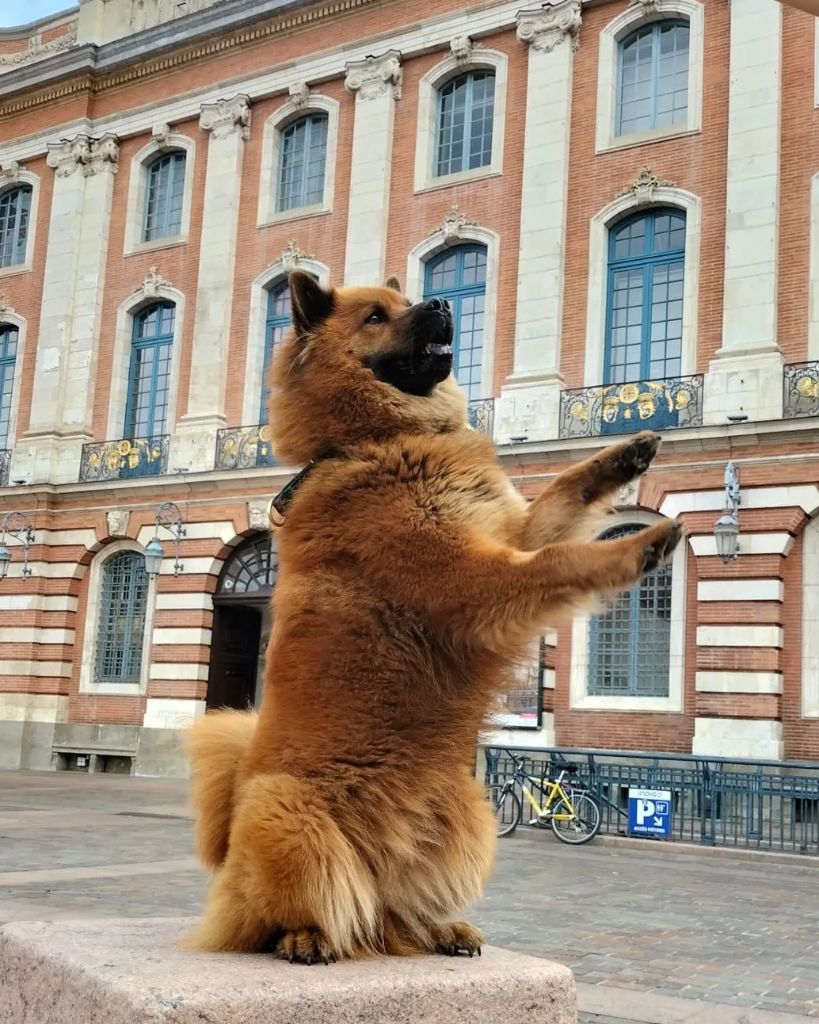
[628,0,663,14]
[200,95,251,140]
[141,266,172,299]
[516,1,582,53]
[151,123,172,149]
[0,161,21,185]
[616,166,677,203]
[288,82,311,109]
[0,291,12,315]
[130,0,220,33]
[46,134,119,178]
[106,509,130,538]
[450,36,474,62]
[0,23,77,67]
[247,499,271,532]
[345,51,402,101]
[280,240,314,271]
[431,204,479,243]
[616,480,640,508]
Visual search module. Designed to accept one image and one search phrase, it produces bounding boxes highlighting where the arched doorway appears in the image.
[206,533,277,711]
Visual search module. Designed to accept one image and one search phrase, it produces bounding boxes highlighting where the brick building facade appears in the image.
[0,0,817,775]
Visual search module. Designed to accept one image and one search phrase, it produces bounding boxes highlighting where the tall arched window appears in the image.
[423,245,486,402]
[277,114,329,212]
[125,302,175,440]
[435,70,495,178]
[94,550,149,685]
[588,523,672,697]
[259,281,292,424]
[616,21,689,137]
[0,323,18,451]
[0,185,32,268]
[142,151,186,242]
[605,209,685,385]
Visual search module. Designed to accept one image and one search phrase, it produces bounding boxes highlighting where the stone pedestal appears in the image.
[0,918,577,1024]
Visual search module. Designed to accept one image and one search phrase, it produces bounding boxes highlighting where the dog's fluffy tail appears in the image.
[186,709,257,870]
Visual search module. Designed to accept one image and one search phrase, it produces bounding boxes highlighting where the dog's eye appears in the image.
[366,308,387,325]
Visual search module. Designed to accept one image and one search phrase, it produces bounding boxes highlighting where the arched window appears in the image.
[259,280,292,424]
[588,523,672,697]
[125,302,175,439]
[435,70,495,178]
[219,534,278,596]
[94,551,149,685]
[423,245,487,402]
[605,209,685,386]
[0,185,32,268]
[616,21,689,137]
[277,114,329,212]
[142,152,186,242]
[0,323,18,450]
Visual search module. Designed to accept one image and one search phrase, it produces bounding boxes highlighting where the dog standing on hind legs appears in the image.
[185,272,682,964]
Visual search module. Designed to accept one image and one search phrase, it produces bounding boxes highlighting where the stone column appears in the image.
[704,0,783,425]
[14,134,119,485]
[494,1,581,445]
[173,95,250,472]
[343,52,402,286]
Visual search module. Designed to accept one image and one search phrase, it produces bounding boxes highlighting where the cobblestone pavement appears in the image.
[1,771,818,1019]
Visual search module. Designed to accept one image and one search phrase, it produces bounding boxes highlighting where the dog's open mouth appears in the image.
[424,342,453,357]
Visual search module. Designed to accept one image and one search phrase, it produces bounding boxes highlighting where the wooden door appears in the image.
[206,604,261,711]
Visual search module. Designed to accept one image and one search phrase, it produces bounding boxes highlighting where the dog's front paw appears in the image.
[430,921,483,958]
[275,927,340,965]
[582,431,661,503]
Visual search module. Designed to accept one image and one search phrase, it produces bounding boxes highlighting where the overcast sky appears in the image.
[0,0,76,28]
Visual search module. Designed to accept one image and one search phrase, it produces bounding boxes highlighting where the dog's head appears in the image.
[270,272,468,463]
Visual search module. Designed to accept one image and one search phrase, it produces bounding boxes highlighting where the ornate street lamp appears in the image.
[0,512,35,581]
[713,462,740,564]
[145,501,186,578]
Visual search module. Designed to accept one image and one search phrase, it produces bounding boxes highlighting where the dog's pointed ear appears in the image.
[289,272,334,338]
[384,276,402,293]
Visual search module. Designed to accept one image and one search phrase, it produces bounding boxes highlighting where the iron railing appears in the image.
[559,374,703,439]
[79,436,169,482]
[483,746,819,855]
[215,424,277,471]
[0,448,9,486]
[783,361,819,419]
[468,398,494,435]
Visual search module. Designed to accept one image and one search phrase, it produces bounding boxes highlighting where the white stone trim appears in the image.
[480,714,555,750]
[696,625,782,648]
[0,693,69,724]
[661,483,819,518]
[135,520,238,546]
[413,48,507,194]
[695,671,782,694]
[257,93,339,227]
[122,132,196,256]
[688,532,793,558]
[0,307,27,450]
[595,0,704,154]
[697,579,783,603]
[152,627,212,646]
[3,561,85,580]
[143,697,205,730]
[406,219,499,401]
[0,169,40,279]
[0,595,78,612]
[0,660,72,677]
[1,627,75,644]
[154,592,214,612]
[809,172,819,360]
[569,509,686,712]
[78,539,158,697]
[149,661,210,681]
[692,717,782,760]
[158,556,220,576]
[803,516,819,717]
[106,275,185,439]
[242,255,330,426]
[583,186,701,388]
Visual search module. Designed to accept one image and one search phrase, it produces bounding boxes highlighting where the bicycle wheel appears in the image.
[550,792,601,845]
[488,784,522,838]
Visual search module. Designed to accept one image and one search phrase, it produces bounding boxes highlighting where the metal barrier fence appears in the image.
[482,746,819,855]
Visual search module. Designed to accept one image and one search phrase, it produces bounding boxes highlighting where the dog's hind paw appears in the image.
[430,921,483,958]
[274,927,340,965]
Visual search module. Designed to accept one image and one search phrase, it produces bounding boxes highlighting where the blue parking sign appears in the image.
[628,788,672,837]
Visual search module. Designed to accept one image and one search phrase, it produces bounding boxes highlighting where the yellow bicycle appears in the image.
[488,750,601,845]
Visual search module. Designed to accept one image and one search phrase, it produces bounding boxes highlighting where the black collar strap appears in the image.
[267,450,340,529]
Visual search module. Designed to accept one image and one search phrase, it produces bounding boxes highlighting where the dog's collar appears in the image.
[267,450,339,529]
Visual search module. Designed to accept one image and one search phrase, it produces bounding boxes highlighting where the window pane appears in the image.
[95,552,149,684]
[125,303,175,438]
[277,115,328,212]
[0,186,32,269]
[0,324,17,449]
[617,21,689,137]
[260,282,294,423]
[143,153,186,242]
[435,71,495,177]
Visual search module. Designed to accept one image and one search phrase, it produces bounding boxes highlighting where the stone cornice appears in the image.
[45,132,120,177]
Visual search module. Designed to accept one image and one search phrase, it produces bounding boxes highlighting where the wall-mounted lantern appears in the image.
[713,461,740,564]
[145,501,186,578]
[0,512,35,581]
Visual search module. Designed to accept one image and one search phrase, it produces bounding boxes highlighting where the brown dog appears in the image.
[185,272,682,963]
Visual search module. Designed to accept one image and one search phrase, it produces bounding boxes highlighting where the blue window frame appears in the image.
[277,114,328,212]
[605,209,685,387]
[423,245,486,403]
[125,303,175,440]
[259,280,293,424]
[0,185,32,268]
[95,551,149,685]
[0,323,18,449]
[142,152,186,242]
[435,70,495,178]
[588,523,672,697]
[616,21,689,137]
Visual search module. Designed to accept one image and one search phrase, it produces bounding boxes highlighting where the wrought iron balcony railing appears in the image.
[215,424,277,471]
[0,449,10,487]
[784,361,819,420]
[468,398,494,435]
[79,436,169,482]
[559,374,704,439]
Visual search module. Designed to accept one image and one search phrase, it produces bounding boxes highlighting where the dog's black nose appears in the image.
[423,298,452,317]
